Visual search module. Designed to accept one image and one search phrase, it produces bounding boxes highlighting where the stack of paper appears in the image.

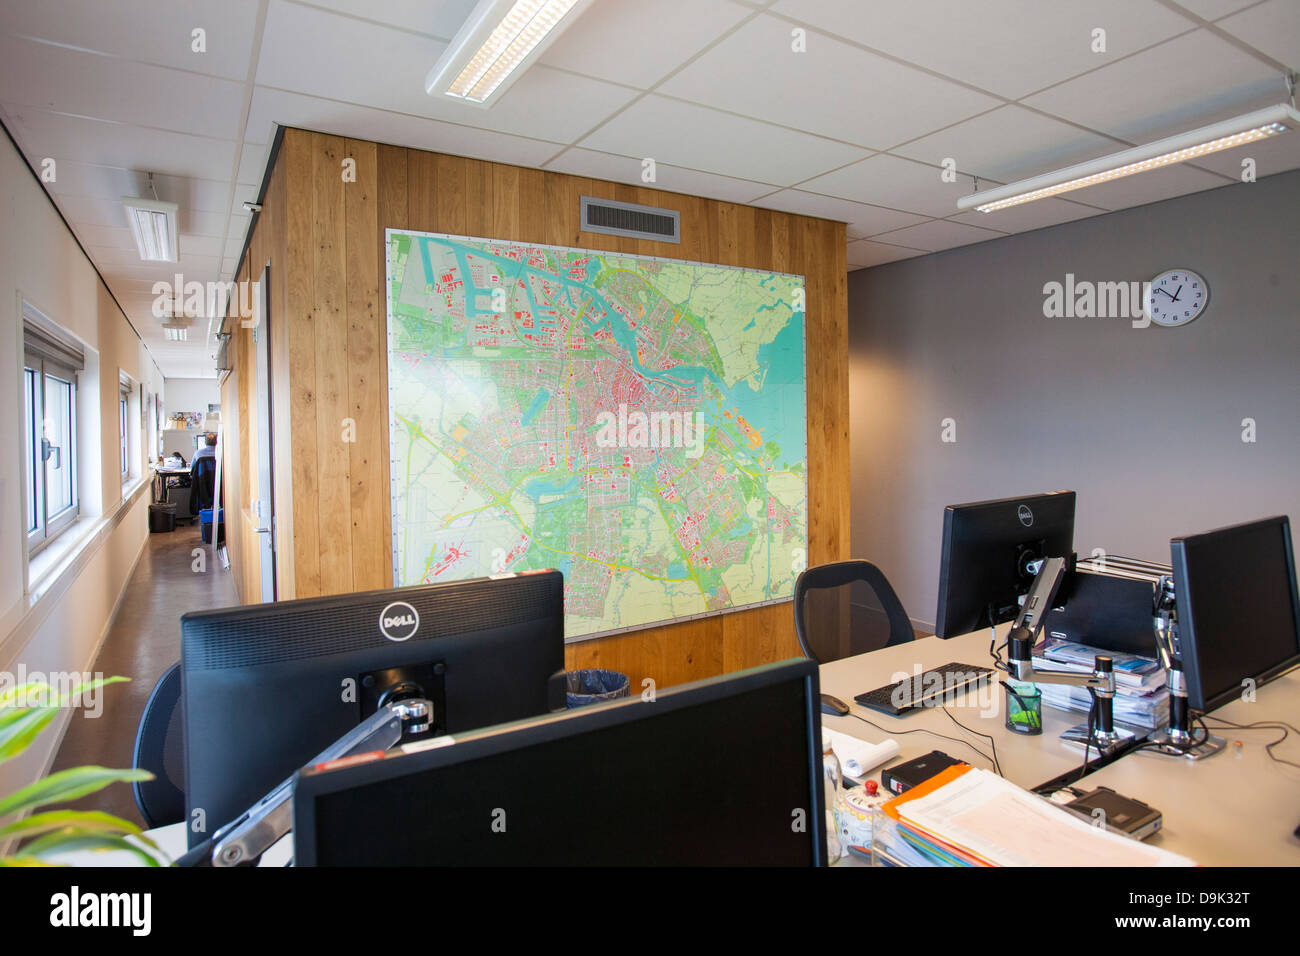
[1037,683,1170,729]
[878,766,1196,867]
[1033,638,1169,729]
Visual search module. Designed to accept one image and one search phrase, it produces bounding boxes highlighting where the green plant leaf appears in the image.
[0,809,143,841]
[0,682,50,709]
[0,676,129,711]
[0,855,60,867]
[22,830,161,868]
[0,766,152,819]
[3,810,164,856]
[52,675,129,708]
[0,706,58,763]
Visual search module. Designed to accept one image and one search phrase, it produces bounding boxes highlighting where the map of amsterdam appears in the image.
[386,229,807,640]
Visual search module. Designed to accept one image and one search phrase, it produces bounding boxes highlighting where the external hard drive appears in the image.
[880,750,966,796]
[1062,786,1162,840]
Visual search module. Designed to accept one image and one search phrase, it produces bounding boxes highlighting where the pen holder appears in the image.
[1003,680,1043,736]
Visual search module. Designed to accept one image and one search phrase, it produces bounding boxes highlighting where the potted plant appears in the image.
[0,676,164,866]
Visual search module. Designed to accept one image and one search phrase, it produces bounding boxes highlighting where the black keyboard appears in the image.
[853,662,993,716]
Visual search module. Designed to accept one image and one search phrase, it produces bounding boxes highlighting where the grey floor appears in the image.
[50,520,238,826]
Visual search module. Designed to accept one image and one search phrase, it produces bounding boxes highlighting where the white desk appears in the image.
[820,627,1098,789]
[1072,671,1300,865]
[43,822,292,867]
[822,629,1300,865]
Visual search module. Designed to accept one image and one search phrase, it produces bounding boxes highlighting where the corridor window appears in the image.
[23,306,84,555]
[120,381,130,479]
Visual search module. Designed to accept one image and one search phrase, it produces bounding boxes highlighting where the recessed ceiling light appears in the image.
[958,104,1300,214]
[426,0,593,107]
[164,326,188,342]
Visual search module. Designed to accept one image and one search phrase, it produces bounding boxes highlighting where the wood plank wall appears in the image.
[227,127,849,691]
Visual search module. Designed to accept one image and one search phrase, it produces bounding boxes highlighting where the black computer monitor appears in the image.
[1170,516,1300,711]
[292,659,827,866]
[934,490,1076,638]
[181,570,565,847]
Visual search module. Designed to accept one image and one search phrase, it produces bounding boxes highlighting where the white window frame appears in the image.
[119,381,130,480]
[24,344,81,557]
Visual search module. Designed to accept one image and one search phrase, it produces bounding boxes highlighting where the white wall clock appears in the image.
[1144,269,1209,327]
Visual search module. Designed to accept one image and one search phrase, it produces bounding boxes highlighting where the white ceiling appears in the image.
[1,0,1297,377]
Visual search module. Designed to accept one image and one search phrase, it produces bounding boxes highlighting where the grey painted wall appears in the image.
[849,170,1300,631]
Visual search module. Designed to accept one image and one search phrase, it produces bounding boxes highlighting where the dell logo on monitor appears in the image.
[379,602,420,642]
[1017,504,1034,527]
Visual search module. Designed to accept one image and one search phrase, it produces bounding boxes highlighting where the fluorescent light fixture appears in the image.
[958,104,1300,213]
[426,0,593,107]
[163,326,188,342]
[122,195,179,261]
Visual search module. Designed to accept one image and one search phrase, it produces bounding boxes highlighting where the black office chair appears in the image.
[189,457,217,516]
[793,560,915,665]
[132,663,185,829]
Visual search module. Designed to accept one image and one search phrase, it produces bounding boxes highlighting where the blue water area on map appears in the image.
[525,476,579,501]
[758,310,805,385]
[666,560,689,579]
[716,310,806,466]
[419,238,436,286]
[521,388,551,426]
[727,519,754,540]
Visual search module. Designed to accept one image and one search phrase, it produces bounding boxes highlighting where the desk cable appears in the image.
[846,708,1003,778]
[1196,714,1300,771]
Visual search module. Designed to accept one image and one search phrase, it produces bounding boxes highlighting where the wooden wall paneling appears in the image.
[219,366,243,601]
[466,157,493,235]
[543,171,586,247]
[310,132,354,595]
[565,615,724,693]
[266,144,297,600]
[405,149,436,234]
[372,144,408,588]
[343,138,389,591]
[239,254,262,601]
[432,153,466,234]
[284,129,322,597]
[723,603,801,672]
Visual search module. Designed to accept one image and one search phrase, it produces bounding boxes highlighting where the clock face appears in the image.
[1144,269,1208,327]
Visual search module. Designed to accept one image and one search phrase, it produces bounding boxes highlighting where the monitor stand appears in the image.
[1144,726,1226,761]
[1060,722,1134,757]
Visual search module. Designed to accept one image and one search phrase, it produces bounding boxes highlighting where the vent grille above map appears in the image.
[580,196,680,244]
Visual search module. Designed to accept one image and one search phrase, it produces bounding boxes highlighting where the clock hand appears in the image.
[1170,284,1183,302]
[1153,288,1173,298]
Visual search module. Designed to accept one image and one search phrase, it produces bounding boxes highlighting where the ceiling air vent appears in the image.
[580,196,680,244]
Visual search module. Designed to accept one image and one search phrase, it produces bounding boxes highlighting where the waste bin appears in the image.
[148,503,176,533]
[564,669,630,708]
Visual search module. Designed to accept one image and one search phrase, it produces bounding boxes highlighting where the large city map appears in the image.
[385,229,807,640]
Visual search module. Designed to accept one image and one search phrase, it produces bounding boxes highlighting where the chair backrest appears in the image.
[793,560,914,665]
[132,663,185,829]
[190,456,217,514]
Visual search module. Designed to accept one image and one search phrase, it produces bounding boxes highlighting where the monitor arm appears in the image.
[190,696,433,867]
[1002,556,1130,755]
[1145,575,1225,760]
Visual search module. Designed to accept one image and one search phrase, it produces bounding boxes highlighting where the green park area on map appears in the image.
[385,229,807,640]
